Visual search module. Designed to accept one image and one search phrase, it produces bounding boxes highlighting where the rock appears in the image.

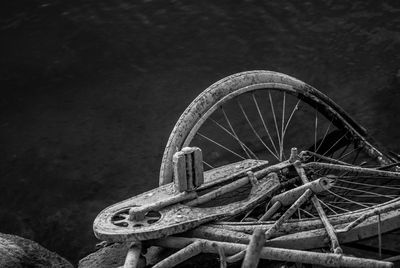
[0,233,73,268]
[79,242,167,268]
[78,242,128,268]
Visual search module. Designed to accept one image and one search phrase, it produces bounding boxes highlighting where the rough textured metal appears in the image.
[151,237,393,268]
[176,199,400,251]
[212,197,400,238]
[338,201,400,233]
[173,151,187,192]
[123,241,142,268]
[229,189,314,263]
[93,71,400,267]
[94,165,280,242]
[174,147,204,191]
[258,201,281,222]
[265,189,313,240]
[241,229,265,268]
[152,241,203,268]
[199,159,269,188]
[264,206,400,251]
[270,177,334,206]
[304,162,400,178]
[128,191,197,221]
[294,161,343,254]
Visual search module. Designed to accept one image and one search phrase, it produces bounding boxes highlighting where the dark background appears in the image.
[1,0,400,265]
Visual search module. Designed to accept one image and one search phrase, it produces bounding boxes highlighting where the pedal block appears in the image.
[173,147,204,192]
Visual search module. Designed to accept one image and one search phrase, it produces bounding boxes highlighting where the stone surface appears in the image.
[78,242,128,268]
[79,242,171,268]
[0,233,73,268]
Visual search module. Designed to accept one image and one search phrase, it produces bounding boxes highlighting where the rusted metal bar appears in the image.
[214,198,400,236]
[384,255,400,262]
[253,160,291,180]
[241,229,265,268]
[294,160,343,254]
[259,201,281,221]
[123,241,142,268]
[338,200,400,233]
[229,189,314,262]
[270,177,334,206]
[187,225,250,244]
[378,214,382,259]
[259,177,333,221]
[265,189,313,240]
[212,242,227,268]
[151,236,393,268]
[152,240,203,268]
[303,162,400,178]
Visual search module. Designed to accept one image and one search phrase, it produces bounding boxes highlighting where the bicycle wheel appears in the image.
[158,70,400,257]
[160,70,398,215]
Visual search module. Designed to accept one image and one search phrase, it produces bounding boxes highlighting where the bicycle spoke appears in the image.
[203,160,214,169]
[321,131,348,157]
[314,108,318,161]
[196,132,246,160]
[281,92,286,160]
[317,197,338,215]
[337,143,350,160]
[326,189,370,208]
[332,185,397,199]
[315,121,332,153]
[351,148,362,165]
[113,219,127,225]
[337,146,362,162]
[299,208,316,218]
[252,93,279,156]
[323,202,351,212]
[210,113,257,159]
[237,100,279,160]
[327,201,378,206]
[343,194,398,198]
[268,91,282,160]
[302,151,350,165]
[283,99,301,135]
[337,179,400,191]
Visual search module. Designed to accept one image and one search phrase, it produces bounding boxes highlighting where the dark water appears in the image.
[1,0,400,264]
